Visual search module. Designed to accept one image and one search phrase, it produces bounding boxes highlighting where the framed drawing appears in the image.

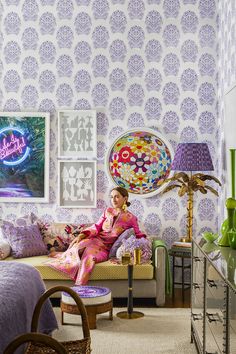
[106,128,173,197]
[0,112,50,202]
[58,160,97,208]
[58,110,97,159]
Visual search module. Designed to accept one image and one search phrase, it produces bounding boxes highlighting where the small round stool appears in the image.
[61,286,113,329]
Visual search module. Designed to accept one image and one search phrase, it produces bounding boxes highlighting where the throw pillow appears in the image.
[0,213,35,240]
[37,222,83,252]
[4,224,48,258]
[116,235,152,263]
[0,239,11,260]
[109,228,135,258]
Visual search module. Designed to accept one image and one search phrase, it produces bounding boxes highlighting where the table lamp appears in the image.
[162,143,221,242]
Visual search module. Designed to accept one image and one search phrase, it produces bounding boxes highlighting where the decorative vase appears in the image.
[202,241,218,254]
[228,249,236,284]
[218,208,236,247]
[228,230,236,250]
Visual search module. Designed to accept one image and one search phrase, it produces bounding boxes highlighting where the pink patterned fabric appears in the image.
[46,208,146,284]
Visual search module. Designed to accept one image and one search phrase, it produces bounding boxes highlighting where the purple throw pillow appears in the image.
[4,224,48,258]
[0,213,34,240]
[109,228,135,258]
[116,235,152,263]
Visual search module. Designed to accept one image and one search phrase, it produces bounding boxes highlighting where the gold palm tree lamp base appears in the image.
[162,143,221,244]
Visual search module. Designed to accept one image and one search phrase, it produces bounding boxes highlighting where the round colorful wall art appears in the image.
[107,128,173,197]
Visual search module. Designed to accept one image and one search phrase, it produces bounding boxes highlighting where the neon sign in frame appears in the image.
[0,112,50,203]
[0,127,30,166]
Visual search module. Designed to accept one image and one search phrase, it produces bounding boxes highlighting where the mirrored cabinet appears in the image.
[191,239,236,354]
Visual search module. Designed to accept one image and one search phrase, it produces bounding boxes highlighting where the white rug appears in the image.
[53,307,197,354]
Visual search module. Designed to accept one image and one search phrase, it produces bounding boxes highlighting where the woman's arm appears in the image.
[68,210,107,248]
[81,210,107,238]
[68,232,87,248]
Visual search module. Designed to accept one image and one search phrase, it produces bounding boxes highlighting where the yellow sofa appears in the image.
[4,244,167,306]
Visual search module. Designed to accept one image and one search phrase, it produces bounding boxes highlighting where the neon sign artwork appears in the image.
[0,127,30,166]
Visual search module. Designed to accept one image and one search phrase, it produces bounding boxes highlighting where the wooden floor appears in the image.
[163,288,190,308]
[112,288,191,308]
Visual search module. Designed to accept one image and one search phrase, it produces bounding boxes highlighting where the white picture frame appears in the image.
[58,160,97,208]
[0,111,50,203]
[58,110,97,159]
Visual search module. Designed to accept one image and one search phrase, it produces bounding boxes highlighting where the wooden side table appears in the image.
[61,286,113,329]
[61,301,113,329]
[169,246,191,302]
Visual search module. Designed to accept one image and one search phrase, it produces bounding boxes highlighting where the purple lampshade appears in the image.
[171,143,214,171]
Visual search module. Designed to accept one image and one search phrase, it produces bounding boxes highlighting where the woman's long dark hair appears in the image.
[111,186,131,206]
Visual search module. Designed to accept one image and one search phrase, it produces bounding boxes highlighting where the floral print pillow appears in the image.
[37,222,84,252]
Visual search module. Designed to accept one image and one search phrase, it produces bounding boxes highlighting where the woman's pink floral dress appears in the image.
[46,207,146,285]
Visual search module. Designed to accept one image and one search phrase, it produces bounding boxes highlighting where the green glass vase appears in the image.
[228,249,236,283]
[218,208,236,247]
[228,230,236,249]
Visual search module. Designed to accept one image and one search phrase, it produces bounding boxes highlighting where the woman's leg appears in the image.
[75,244,109,285]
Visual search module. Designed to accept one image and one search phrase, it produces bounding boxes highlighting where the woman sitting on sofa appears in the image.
[47,186,146,285]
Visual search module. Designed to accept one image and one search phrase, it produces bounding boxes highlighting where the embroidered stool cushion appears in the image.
[61,286,112,306]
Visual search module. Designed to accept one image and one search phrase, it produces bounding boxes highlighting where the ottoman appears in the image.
[61,286,113,329]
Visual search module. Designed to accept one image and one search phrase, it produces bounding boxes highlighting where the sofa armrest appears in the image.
[153,246,166,306]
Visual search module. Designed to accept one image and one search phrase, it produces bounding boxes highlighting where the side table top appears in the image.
[169,246,192,257]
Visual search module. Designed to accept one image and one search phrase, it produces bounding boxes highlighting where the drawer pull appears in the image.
[193,282,200,290]
[192,313,203,321]
[207,279,217,288]
[206,312,222,323]
[193,256,201,262]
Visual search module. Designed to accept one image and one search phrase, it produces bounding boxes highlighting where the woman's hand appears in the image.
[48,250,58,258]
[69,233,86,248]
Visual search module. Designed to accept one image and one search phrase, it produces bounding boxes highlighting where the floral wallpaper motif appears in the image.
[0,0,218,246]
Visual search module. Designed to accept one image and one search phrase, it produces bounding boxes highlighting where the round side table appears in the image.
[61,286,113,329]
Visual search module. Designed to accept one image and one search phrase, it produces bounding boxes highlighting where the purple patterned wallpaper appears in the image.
[0,0,219,247]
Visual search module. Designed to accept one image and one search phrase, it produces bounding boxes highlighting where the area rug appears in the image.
[53,307,197,354]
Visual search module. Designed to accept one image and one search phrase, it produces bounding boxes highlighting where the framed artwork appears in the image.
[58,110,97,159]
[58,160,97,208]
[0,112,50,202]
[106,128,173,197]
